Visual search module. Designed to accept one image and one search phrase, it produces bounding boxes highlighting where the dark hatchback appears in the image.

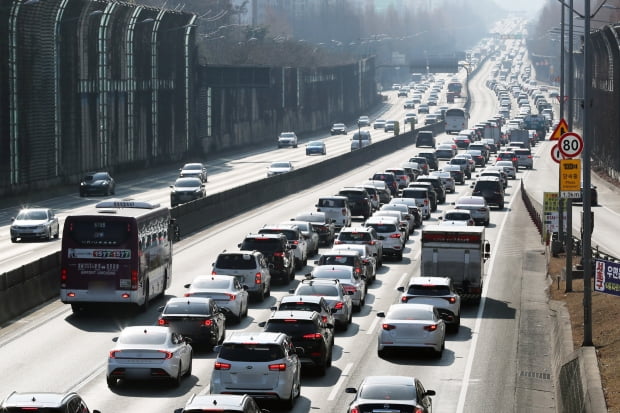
[338,187,372,219]
[472,176,505,209]
[157,297,226,349]
[79,171,115,197]
[259,310,334,375]
[239,234,296,283]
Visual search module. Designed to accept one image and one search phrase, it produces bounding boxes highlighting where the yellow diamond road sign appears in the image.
[560,159,581,196]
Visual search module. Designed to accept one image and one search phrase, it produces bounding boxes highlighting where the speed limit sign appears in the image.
[551,144,565,163]
[558,132,583,158]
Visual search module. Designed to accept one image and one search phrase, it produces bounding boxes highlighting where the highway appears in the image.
[0,35,562,412]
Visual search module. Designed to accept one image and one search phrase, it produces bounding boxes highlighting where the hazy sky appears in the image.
[492,0,545,13]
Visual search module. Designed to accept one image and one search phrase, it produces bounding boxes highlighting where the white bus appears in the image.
[445,108,469,134]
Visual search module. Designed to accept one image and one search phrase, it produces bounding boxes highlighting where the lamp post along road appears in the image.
[565,0,575,292]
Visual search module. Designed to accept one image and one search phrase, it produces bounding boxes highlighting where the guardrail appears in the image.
[0,121,445,325]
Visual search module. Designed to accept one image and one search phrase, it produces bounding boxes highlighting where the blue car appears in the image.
[306,140,326,155]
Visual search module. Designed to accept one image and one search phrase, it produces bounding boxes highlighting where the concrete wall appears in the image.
[0,122,444,326]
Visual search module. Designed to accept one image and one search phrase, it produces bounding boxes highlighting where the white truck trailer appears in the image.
[420,226,490,301]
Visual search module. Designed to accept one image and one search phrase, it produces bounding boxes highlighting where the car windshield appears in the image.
[280,133,295,138]
[270,162,291,169]
[215,254,256,270]
[183,164,202,170]
[308,141,323,147]
[85,172,108,181]
[119,330,167,345]
[359,383,416,400]
[333,124,345,128]
[175,178,202,188]
[218,343,284,362]
[15,210,48,220]
[164,301,211,316]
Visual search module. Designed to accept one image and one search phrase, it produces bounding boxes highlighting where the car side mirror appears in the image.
[345,387,358,394]
[183,283,191,289]
[270,306,277,311]
[331,308,337,314]
[376,311,385,317]
[169,185,173,188]
[214,345,222,353]
[426,390,436,396]
[396,286,405,292]
[258,321,266,327]
[157,306,165,312]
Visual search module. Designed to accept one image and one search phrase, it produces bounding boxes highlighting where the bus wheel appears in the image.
[140,282,150,312]
[159,273,168,298]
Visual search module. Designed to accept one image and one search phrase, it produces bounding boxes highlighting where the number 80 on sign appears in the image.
[558,132,583,158]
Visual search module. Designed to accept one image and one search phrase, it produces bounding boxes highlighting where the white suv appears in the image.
[277,132,298,148]
[397,276,461,332]
[211,332,302,408]
[364,216,405,260]
[316,196,352,229]
[211,250,272,301]
[334,226,383,267]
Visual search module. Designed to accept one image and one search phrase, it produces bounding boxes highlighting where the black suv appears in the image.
[0,392,100,413]
[338,187,372,219]
[472,176,505,209]
[416,130,436,148]
[417,150,439,171]
[239,233,296,283]
[416,176,446,204]
[370,172,399,197]
[259,310,334,375]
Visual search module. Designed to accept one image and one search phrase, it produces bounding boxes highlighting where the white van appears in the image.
[316,196,351,229]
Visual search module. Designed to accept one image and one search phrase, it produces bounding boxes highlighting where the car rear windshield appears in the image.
[119,330,167,345]
[318,198,346,208]
[366,223,397,233]
[264,319,317,336]
[338,232,371,242]
[359,383,416,400]
[295,285,339,296]
[339,190,365,199]
[372,174,395,182]
[215,254,256,270]
[259,229,297,241]
[192,278,231,289]
[402,189,427,198]
[388,307,433,320]
[218,343,284,362]
[240,238,282,253]
[475,181,500,191]
[408,284,452,296]
[4,409,65,413]
[164,301,211,316]
[279,302,322,313]
[320,255,356,266]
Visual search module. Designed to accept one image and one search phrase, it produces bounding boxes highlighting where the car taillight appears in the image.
[273,252,284,257]
[184,292,192,297]
[214,361,231,370]
[131,269,139,290]
[367,240,376,245]
[268,363,287,371]
[303,333,322,340]
[203,319,213,326]
[344,285,357,294]
[334,240,342,245]
[334,301,344,309]
[350,407,360,413]
[157,318,168,326]
[60,268,67,283]
[158,350,173,359]
[355,267,362,274]
[414,407,425,413]
[424,324,438,332]
[226,293,237,301]
[382,324,396,330]
[401,296,411,303]
[390,233,401,238]
[528,155,533,158]
[292,240,299,244]
[255,273,262,284]
[211,270,217,275]
[109,350,120,358]
[443,296,457,304]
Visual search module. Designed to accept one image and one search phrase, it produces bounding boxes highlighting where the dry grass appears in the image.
[548,255,620,413]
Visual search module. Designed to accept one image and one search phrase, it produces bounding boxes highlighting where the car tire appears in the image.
[183,354,193,377]
[283,385,296,409]
[11,237,17,243]
[397,251,403,261]
[434,340,445,359]
[106,376,116,388]
[378,348,387,358]
[171,363,182,387]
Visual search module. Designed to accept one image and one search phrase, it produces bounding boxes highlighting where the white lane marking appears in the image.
[455,184,516,413]
[366,316,379,335]
[328,362,353,401]
[396,272,409,289]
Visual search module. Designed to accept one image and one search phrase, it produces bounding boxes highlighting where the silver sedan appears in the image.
[454,195,491,226]
[377,303,446,358]
[184,275,249,322]
[107,326,193,387]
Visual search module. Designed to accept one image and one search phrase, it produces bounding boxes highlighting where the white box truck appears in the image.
[420,226,490,301]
